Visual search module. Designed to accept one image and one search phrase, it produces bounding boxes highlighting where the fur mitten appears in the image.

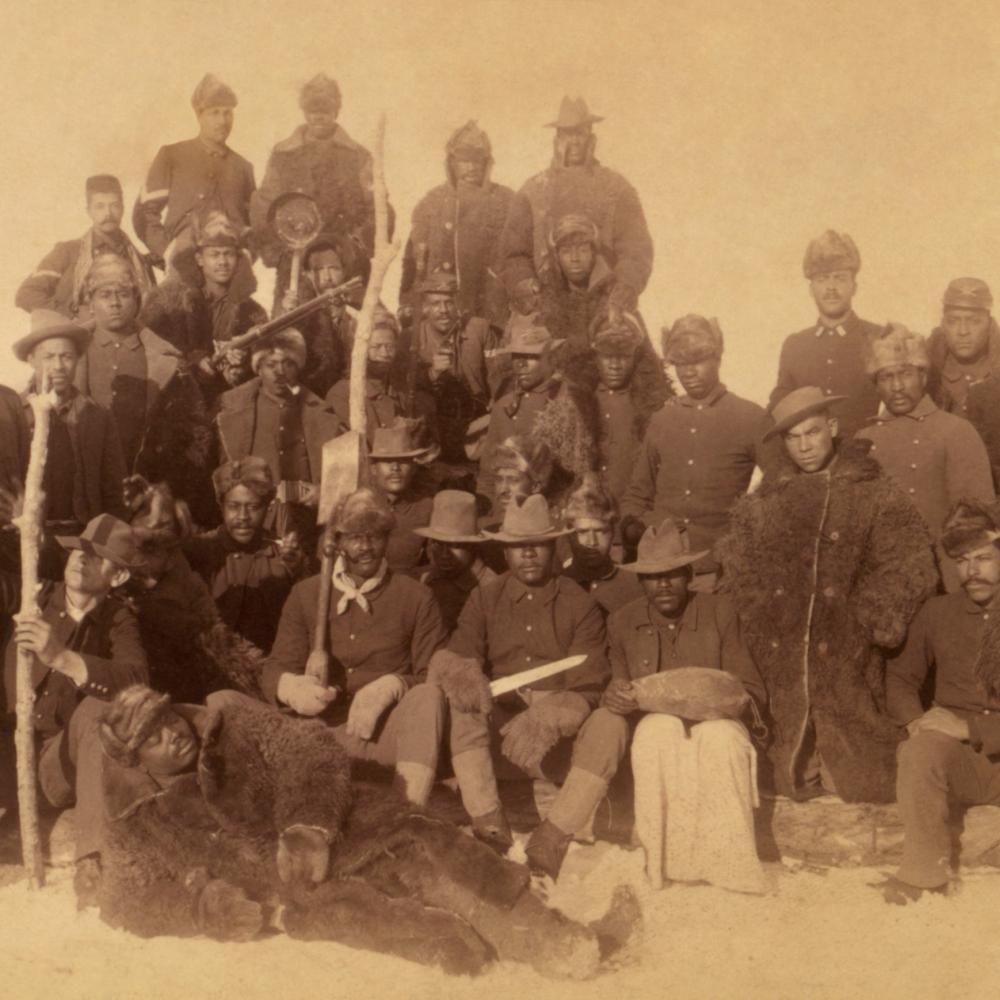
[427,650,493,716]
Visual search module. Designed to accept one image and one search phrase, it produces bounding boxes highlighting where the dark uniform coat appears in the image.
[1,577,147,732]
[261,570,446,709]
[717,440,939,802]
[498,147,653,312]
[216,378,340,491]
[769,311,883,440]
[0,385,29,492]
[134,138,256,259]
[15,229,154,318]
[399,129,513,324]
[21,388,128,524]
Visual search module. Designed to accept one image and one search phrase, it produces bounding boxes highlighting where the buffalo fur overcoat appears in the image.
[717,440,939,803]
[98,694,604,976]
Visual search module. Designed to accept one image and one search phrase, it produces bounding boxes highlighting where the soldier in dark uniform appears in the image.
[400,121,513,327]
[16,175,154,318]
[769,230,883,440]
[134,74,255,293]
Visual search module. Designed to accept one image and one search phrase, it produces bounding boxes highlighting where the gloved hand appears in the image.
[277,825,331,884]
[601,678,639,716]
[427,649,492,716]
[345,674,407,740]
[277,673,339,716]
[197,879,264,942]
[500,692,590,772]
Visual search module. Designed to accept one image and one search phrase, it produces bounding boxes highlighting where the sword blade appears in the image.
[488,654,588,697]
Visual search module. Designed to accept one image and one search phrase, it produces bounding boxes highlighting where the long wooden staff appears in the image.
[307,116,400,686]
[14,390,55,888]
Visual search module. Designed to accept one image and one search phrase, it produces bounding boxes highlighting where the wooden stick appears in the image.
[349,114,401,439]
[14,390,55,889]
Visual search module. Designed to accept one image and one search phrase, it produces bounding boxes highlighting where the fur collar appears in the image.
[273,123,364,155]
[759,438,880,495]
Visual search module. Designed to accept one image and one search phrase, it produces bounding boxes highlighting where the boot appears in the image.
[393,761,435,807]
[525,819,572,879]
[471,807,514,854]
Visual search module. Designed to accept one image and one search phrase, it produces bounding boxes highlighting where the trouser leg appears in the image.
[896,731,1000,889]
[450,708,503,820]
[37,697,108,861]
[333,684,445,806]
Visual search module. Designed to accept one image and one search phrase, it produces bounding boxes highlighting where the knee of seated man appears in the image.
[633,713,686,748]
[691,718,750,752]
[397,681,446,720]
[897,729,964,776]
[575,706,630,755]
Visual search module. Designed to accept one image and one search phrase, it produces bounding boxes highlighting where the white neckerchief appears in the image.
[332,555,388,614]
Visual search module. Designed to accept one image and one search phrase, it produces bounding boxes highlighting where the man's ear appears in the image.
[194,250,204,269]
[827,416,839,439]
[110,568,131,589]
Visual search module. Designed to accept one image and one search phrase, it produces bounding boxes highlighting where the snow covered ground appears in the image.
[2,837,998,1000]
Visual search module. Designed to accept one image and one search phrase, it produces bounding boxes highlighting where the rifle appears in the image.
[210,277,362,366]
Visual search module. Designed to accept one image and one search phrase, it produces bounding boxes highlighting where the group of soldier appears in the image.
[2,69,1000,963]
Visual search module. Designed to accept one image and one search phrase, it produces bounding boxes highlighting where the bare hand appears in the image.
[0,484,23,527]
[907,707,970,742]
[602,679,638,716]
[14,614,63,667]
[304,650,330,686]
[282,289,300,313]
[277,673,338,716]
[298,483,319,508]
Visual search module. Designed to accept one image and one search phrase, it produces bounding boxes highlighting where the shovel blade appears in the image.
[317,431,363,526]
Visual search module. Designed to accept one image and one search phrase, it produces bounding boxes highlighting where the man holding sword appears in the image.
[421,493,609,852]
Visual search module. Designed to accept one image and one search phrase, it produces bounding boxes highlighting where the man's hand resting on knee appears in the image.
[906,707,970,741]
[277,673,339,717]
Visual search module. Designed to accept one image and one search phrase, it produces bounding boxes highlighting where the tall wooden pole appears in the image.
[14,390,55,888]
[348,114,400,438]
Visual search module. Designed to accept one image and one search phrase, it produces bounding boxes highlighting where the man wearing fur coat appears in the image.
[251,74,392,310]
[498,97,653,323]
[718,386,939,803]
[93,684,638,978]
[399,121,513,325]
[883,499,1000,902]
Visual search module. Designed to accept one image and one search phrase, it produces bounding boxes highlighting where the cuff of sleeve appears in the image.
[77,656,117,697]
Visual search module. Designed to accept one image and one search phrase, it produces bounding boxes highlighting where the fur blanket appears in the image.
[717,441,939,802]
[98,695,617,977]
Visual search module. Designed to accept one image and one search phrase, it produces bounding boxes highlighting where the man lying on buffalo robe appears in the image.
[93,684,639,978]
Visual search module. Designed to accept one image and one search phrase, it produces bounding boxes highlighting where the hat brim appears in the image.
[13,324,91,362]
[762,395,848,442]
[499,337,567,356]
[369,447,432,461]
[544,115,604,128]
[619,549,711,574]
[481,527,574,544]
[411,527,487,544]
[56,534,139,570]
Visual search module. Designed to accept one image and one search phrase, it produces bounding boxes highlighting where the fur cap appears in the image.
[332,487,396,537]
[99,685,173,767]
[940,498,1000,558]
[662,314,724,364]
[863,323,929,376]
[802,229,860,278]
[492,434,554,489]
[251,328,307,373]
[562,472,618,526]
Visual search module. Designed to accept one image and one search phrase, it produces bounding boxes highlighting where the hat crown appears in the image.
[334,487,394,535]
[803,229,860,278]
[79,514,139,566]
[636,518,691,564]
[419,268,459,296]
[507,314,554,354]
[195,210,241,248]
[31,309,84,336]
[771,386,837,429]
[547,96,603,129]
[662,314,724,363]
[447,120,491,158]
[550,212,599,248]
[370,420,423,458]
[943,277,993,311]
[564,473,616,524]
[300,73,341,112]
[499,494,561,537]
[427,490,480,536]
[191,73,237,111]
[86,253,136,289]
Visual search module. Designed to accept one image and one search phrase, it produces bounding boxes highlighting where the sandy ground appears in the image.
[1,834,998,1000]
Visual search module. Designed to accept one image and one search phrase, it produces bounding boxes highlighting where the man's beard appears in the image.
[367,359,393,380]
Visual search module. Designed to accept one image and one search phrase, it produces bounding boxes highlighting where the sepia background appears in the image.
[1,0,998,404]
